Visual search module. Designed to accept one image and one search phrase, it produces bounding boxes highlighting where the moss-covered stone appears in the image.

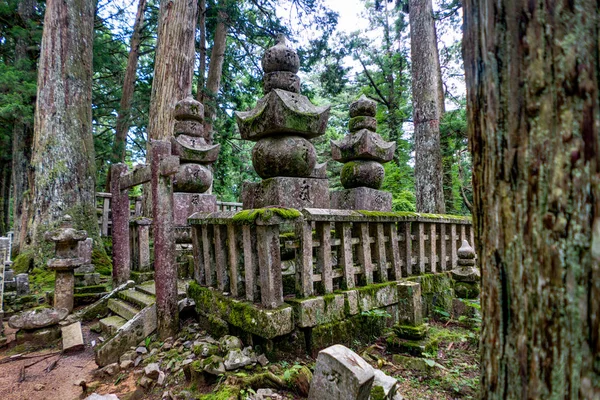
[356,281,399,312]
[454,281,480,299]
[407,273,454,318]
[370,385,386,400]
[12,251,34,274]
[232,207,301,223]
[393,324,428,340]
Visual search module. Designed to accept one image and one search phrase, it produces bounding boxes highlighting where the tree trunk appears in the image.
[203,3,228,142]
[0,160,10,236]
[147,0,198,142]
[12,0,37,251]
[433,21,445,116]
[463,1,600,398]
[25,0,98,258]
[195,0,207,103]
[410,0,445,213]
[111,0,147,164]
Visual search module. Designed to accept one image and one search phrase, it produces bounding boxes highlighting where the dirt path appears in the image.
[0,322,99,400]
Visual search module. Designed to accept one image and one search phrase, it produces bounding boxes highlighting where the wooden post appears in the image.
[450,224,458,268]
[242,225,258,302]
[192,225,203,284]
[336,222,355,289]
[296,221,313,297]
[316,222,333,293]
[373,223,388,282]
[439,223,447,271]
[101,196,110,236]
[110,163,130,286]
[151,140,178,339]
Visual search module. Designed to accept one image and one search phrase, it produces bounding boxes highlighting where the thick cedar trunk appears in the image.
[25,0,98,254]
[203,4,228,141]
[464,0,600,398]
[111,0,147,164]
[147,0,198,142]
[195,0,207,103]
[0,161,10,236]
[433,21,445,116]
[12,0,37,250]
[410,0,445,213]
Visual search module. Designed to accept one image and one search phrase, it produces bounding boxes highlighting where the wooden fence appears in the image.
[189,208,473,309]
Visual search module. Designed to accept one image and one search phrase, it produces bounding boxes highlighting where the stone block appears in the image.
[242,177,330,209]
[287,294,345,328]
[331,129,395,163]
[396,281,423,326]
[78,238,93,265]
[174,193,216,226]
[16,325,62,345]
[16,273,29,296]
[357,282,399,312]
[75,273,100,287]
[331,187,392,211]
[308,344,374,400]
[62,321,84,352]
[344,290,360,316]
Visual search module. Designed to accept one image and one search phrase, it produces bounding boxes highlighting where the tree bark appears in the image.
[464,0,600,398]
[147,0,198,142]
[111,0,147,164]
[410,0,445,213]
[195,0,207,103]
[25,0,98,256]
[12,0,37,250]
[203,3,229,142]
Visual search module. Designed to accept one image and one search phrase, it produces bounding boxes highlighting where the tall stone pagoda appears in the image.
[171,96,220,225]
[235,35,331,209]
[331,95,395,211]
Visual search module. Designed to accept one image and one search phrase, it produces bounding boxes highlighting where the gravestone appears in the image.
[15,274,29,296]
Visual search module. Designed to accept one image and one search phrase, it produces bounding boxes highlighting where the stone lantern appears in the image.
[331,95,396,211]
[45,215,87,313]
[235,35,331,209]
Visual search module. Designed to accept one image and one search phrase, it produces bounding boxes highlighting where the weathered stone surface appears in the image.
[15,325,62,345]
[194,342,219,358]
[454,281,480,299]
[174,96,204,122]
[9,307,69,329]
[174,119,204,138]
[261,35,300,74]
[224,348,253,370]
[78,238,93,265]
[393,324,428,340]
[348,116,377,133]
[331,129,395,164]
[220,335,242,351]
[170,135,220,164]
[85,393,120,400]
[309,162,328,179]
[357,282,399,312]
[173,193,216,226]
[252,136,317,178]
[235,90,330,141]
[16,273,30,296]
[145,363,161,380]
[287,294,345,328]
[173,163,212,193]
[396,282,423,326]
[372,369,402,400]
[263,71,301,94]
[62,321,84,352]
[101,363,120,376]
[349,95,376,118]
[451,267,480,283]
[242,177,330,210]
[341,160,385,189]
[331,187,392,212]
[202,355,226,375]
[457,240,476,259]
[308,344,374,400]
[344,290,360,316]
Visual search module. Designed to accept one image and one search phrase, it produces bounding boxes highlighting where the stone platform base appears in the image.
[331,187,392,211]
[174,193,217,226]
[242,177,330,209]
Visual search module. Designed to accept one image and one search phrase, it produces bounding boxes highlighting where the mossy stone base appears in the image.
[386,335,439,356]
[356,281,399,312]
[393,324,428,340]
[454,281,480,299]
[407,273,454,318]
[130,270,155,284]
[286,294,345,328]
[16,325,62,346]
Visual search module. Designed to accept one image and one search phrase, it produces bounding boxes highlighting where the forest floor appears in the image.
[0,316,481,400]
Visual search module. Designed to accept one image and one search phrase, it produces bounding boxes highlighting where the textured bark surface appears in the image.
[410,0,445,213]
[11,0,37,247]
[147,0,198,142]
[26,0,97,250]
[464,0,600,398]
[111,0,147,163]
[195,0,207,103]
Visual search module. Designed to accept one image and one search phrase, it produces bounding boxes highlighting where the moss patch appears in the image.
[232,207,301,223]
[13,251,35,274]
[92,247,112,276]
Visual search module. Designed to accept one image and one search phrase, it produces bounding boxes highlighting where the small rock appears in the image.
[183,340,192,349]
[149,348,159,357]
[202,355,226,375]
[134,356,142,367]
[136,346,148,355]
[102,363,120,376]
[257,354,269,367]
[224,348,253,370]
[162,390,172,400]
[181,359,193,367]
[372,369,401,400]
[219,335,242,351]
[144,363,161,380]
[34,383,45,391]
[242,346,257,363]
[98,336,105,343]
[138,376,153,388]
[157,371,166,386]
[162,342,172,351]
[120,350,137,363]
[255,388,284,400]
[120,360,134,369]
[193,342,219,358]
[85,394,120,400]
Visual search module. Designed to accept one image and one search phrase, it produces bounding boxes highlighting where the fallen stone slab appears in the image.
[62,321,84,352]
[308,344,374,400]
[8,307,69,330]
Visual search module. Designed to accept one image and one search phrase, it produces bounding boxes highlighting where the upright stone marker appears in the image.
[308,344,375,400]
[236,35,331,209]
[331,95,395,211]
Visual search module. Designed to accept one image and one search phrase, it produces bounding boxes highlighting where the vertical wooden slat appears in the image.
[102,197,110,237]
[439,224,447,272]
[429,224,437,273]
[227,224,238,297]
[403,222,412,276]
[257,225,283,309]
[450,224,458,268]
[242,225,256,302]
[214,225,227,292]
[385,222,401,280]
[417,223,426,274]
[192,225,204,284]
[296,221,314,297]
[356,222,373,284]
[201,225,214,286]
[374,223,388,282]
[336,222,355,289]
[316,222,333,293]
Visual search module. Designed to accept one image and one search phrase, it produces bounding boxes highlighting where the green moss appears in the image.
[357,210,400,218]
[29,267,55,291]
[358,210,472,221]
[92,247,112,276]
[370,385,386,400]
[393,324,428,340]
[232,207,301,223]
[197,385,239,400]
[13,251,34,273]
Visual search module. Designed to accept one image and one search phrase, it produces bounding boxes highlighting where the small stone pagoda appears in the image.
[331,95,395,211]
[171,96,221,224]
[236,35,331,209]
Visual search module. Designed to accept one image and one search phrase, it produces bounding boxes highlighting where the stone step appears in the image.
[75,284,107,294]
[108,298,140,320]
[99,315,127,336]
[135,280,187,300]
[118,289,155,309]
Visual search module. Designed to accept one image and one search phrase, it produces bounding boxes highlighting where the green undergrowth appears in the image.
[232,208,302,223]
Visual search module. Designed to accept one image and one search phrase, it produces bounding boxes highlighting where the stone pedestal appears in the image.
[242,177,330,209]
[174,193,217,226]
[331,187,392,211]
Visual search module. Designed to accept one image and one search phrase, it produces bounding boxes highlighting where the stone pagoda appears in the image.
[171,96,221,224]
[331,95,395,211]
[235,35,331,209]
